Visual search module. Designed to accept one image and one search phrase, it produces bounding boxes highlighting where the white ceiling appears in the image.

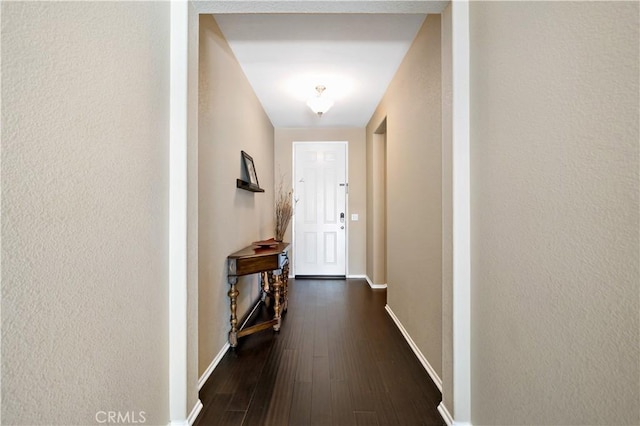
[214,13,428,128]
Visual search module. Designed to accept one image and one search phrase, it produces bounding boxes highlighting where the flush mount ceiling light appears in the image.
[306,85,334,117]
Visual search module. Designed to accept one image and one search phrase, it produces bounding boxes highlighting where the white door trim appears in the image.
[169,1,189,423]
[292,141,349,277]
[451,0,472,423]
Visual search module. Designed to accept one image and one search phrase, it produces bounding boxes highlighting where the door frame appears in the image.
[172,2,471,425]
[291,141,349,277]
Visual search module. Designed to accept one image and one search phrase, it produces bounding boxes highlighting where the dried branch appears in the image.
[274,175,294,241]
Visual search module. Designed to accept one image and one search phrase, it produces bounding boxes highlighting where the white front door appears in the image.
[293,142,347,276]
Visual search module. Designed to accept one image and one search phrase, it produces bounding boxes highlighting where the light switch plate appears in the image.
[351,214,359,221]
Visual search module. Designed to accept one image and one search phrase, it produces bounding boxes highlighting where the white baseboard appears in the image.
[365,275,387,289]
[437,402,473,426]
[438,401,454,426]
[347,274,366,279]
[198,294,264,390]
[187,400,203,425]
[198,342,230,390]
[385,304,442,392]
[168,399,202,426]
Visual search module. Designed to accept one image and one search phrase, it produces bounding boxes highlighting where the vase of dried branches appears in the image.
[274,178,294,242]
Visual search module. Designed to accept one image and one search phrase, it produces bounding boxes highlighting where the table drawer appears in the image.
[232,255,279,276]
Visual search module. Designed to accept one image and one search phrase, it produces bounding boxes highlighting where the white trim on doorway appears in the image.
[175,3,469,426]
[169,0,189,424]
[451,0,471,423]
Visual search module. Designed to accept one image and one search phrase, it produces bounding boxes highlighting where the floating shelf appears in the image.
[236,179,265,193]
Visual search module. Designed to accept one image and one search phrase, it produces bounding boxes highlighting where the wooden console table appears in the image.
[227,242,289,347]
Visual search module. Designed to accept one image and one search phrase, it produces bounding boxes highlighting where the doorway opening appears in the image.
[371,119,388,287]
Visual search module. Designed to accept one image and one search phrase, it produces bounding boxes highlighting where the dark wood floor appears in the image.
[195,278,444,426]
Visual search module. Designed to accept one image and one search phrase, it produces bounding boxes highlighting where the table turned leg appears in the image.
[228,277,239,347]
[260,271,269,303]
[282,262,289,312]
[272,275,281,332]
[262,271,275,307]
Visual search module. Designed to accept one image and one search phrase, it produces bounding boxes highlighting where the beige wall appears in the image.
[274,127,367,276]
[366,15,443,378]
[198,15,275,377]
[440,3,454,415]
[469,2,639,424]
[187,1,201,415]
[1,2,170,424]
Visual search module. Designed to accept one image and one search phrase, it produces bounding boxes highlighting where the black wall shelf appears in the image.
[236,179,265,193]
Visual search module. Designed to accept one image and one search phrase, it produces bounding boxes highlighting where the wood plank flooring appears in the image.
[195,278,444,426]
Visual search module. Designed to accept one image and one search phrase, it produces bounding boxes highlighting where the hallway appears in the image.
[195,279,443,425]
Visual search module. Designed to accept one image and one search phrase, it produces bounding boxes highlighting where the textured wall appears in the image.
[1,2,170,424]
[274,127,367,276]
[366,14,442,378]
[198,15,275,377]
[470,2,639,424]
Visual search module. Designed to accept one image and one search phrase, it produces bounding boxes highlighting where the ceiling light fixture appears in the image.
[306,85,334,117]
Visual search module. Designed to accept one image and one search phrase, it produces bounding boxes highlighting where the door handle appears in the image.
[340,212,345,223]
